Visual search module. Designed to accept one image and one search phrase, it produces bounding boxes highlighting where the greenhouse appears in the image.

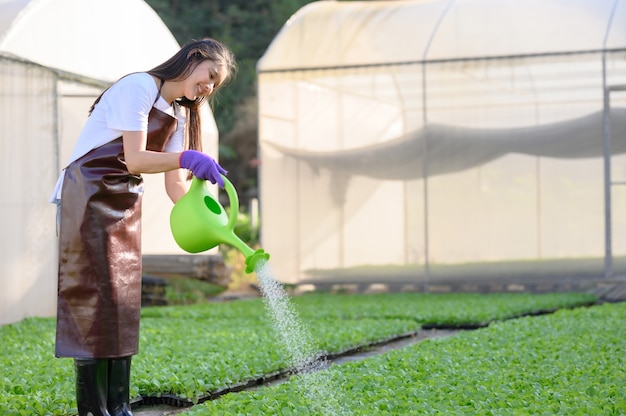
[257,0,626,288]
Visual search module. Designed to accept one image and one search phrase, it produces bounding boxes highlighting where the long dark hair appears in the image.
[89,38,236,153]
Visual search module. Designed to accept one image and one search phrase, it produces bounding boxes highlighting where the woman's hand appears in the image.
[179,150,228,188]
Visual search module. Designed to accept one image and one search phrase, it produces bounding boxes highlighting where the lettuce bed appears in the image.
[187,301,626,415]
[134,316,418,400]
[288,292,596,325]
[0,292,597,414]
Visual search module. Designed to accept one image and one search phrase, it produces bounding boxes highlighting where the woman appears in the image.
[50,38,236,416]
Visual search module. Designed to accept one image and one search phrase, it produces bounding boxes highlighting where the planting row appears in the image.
[188,301,626,415]
[0,292,596,414]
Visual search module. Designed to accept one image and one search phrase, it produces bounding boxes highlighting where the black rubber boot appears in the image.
[75,358,112,416]
[107,356,134,416]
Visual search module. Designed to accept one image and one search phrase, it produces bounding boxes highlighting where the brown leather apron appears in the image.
[56,103,178,359]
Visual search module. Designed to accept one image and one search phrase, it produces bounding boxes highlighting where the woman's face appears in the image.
[182,59,228,101]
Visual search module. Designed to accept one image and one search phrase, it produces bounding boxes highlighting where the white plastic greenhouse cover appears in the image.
[0,0,180,81]
[259,0,625,71]
[257,0,626,285]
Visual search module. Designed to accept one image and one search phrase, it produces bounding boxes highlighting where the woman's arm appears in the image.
[164,168,189,203]
[123,130,189,203]
[123,129,225,199]
[122,130,181,174]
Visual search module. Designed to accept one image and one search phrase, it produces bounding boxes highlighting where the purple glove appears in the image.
[179,150,228,187]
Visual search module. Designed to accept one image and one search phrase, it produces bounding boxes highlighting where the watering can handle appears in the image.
[222,174,239,231]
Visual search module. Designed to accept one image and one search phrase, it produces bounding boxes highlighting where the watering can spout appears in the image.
[245,248,270,274]
[170,175,270,274]
[229,237,270,273]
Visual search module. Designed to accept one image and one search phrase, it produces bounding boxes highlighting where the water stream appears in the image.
[255,260,349,416]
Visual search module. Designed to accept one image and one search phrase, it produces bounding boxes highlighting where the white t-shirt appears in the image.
[50,72,186,202]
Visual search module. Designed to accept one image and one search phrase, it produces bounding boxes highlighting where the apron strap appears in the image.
[154,79,165,105]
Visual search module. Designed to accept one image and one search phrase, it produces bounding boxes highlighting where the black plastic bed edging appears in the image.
[421,323,487,330]
[132,369,293,409]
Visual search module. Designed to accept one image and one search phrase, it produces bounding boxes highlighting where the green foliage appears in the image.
[0,318,76,415]
[162,276,227,305]
[188,301,626,415]
[0,292,599,414]
[290,292,597,324]
[135,314,417,401]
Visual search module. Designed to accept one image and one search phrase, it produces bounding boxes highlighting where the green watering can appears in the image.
[170,175,269,273]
